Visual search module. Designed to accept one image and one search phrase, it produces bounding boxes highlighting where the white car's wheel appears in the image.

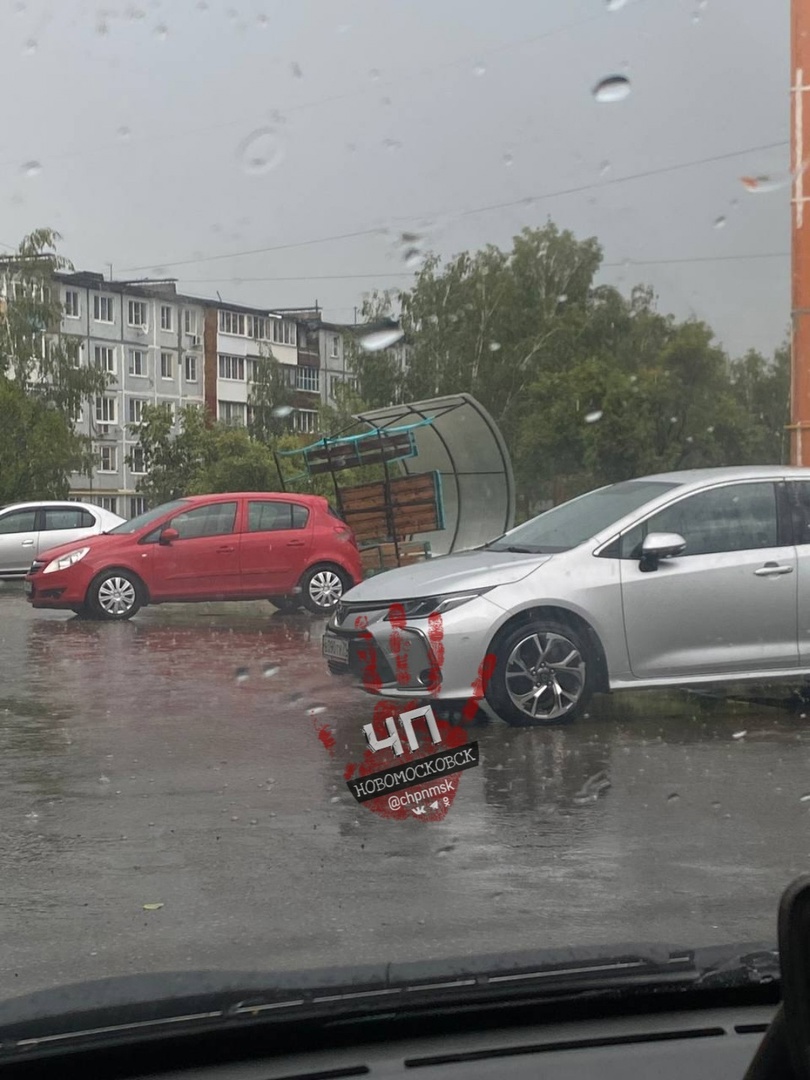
[487,619,594,726]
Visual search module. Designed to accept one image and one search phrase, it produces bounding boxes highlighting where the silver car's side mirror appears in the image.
[639,532,686,572]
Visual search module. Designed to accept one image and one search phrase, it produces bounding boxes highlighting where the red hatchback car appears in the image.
[24,492,363,621]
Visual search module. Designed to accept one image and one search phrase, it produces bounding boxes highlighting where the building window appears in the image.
[184,354,197,382]
[218,354,245,380]
[127,300,147,328]
[98,496,118,514]
[130,445,146,474]
[94,396,117,424]
[330,335,340,358]
[97,444,118,472]
[64,289,80,318]
[160,351,173,379]
[219,310,246,336]
[296,367,320,393]
[183,309,197,334]
[272,319,297,346]
[93,294,114,323]
[294,409,317,434]
[128,397,147,425]
[280,364,297,387]
[160,305,173,331]
[129,349,147,376]
[250,316,267,339]
[94,345,116,374]
[218,400,246,425]
[130,496,147,517]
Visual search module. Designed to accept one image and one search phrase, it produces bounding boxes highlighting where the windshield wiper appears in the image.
[500,545,542,554]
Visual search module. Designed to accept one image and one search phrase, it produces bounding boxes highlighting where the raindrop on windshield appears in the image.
[235,667,249,684]
[271,404,293,417]
[291,61,303,78]
[473,61,486,77]
[606,0,628,9]
[359,327,405,352]
[666,792,680,803]
[740,174,789,195]
[257,12,268,28]
[154,23,168,41]
[593,75,631,103]
[262,663,280,677]
[503,152,514,168]
[801,794,810,803]
[713,215,726,229]
[236,128,285,175]
[732,730,747,740]
[489,341,502,352]
[599,160,611,176]
[369,68,381,81]
[384,137,403,152]
[21,161,42,178]
[585,410,603,424]
[306,705,327,715]
[117,126,131,140]
[24,38,37,54]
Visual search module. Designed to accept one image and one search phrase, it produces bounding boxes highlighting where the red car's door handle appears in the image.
[216,545,236,553]
[286,540,306,547]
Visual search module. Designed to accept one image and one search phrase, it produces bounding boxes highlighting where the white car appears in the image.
[0,501,125,580]
[324,466,810,726]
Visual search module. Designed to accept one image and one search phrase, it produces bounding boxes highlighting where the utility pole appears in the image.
[790,0,810,464]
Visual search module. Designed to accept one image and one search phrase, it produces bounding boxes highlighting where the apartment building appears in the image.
[209,301,321,434]
[295,315,409,411]
[54,274,328,514]
[57,272,206,519]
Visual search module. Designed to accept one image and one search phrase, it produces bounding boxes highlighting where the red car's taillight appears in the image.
[334,525,358,549]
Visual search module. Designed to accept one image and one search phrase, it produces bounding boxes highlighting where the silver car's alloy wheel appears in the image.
[96,576,137,617]
[308,569,344,609]
[504,631,586,721]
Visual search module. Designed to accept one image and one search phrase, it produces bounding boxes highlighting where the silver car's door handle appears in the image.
[754,562,794,576]
[21,539,34,546]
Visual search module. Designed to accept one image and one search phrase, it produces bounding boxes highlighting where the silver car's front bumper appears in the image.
[323,594,507,700]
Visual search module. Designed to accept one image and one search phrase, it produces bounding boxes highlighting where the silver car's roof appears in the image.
[634,466,810,487]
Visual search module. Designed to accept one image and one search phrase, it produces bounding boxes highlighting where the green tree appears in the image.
[247,351,295,442]
[0,380,90,503]
[129,403,211,504]
[0,228,110,501]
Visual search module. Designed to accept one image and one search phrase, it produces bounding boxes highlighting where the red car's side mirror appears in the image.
[159,527,180,546]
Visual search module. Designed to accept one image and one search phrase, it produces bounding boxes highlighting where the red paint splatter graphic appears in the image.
[316,602,503,822]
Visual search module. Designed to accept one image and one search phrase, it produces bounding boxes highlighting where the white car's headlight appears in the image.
[384,589,493,620]
[42,547,90,574]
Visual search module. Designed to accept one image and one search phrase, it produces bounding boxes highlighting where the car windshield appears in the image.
[487,480,682,553]
[107,499,190,534]
[1,0,804,1043]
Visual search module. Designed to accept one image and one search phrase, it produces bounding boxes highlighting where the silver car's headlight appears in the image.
[42,547,90,574]
[384,589,493,621]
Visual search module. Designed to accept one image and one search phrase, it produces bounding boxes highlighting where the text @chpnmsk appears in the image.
[346,743,480,804]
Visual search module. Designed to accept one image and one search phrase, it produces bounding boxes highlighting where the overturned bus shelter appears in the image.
[274,393,515,573]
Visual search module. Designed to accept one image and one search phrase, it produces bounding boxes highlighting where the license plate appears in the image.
[23,580,32,596]
[322,633,349,663]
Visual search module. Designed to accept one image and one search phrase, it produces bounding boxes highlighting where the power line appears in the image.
[120,139,788,273]
[174,250,789,285]
[603,251,788,268]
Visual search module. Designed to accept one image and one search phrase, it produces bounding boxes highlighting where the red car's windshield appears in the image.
[107,499,190,535]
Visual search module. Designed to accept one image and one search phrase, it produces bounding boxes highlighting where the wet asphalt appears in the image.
[1,582,809,1001]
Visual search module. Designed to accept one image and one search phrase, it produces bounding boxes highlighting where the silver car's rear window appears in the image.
[488,481,682,553]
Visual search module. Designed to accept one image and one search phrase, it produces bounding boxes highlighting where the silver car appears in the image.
[0,501,124,580]
[323,466,810,725]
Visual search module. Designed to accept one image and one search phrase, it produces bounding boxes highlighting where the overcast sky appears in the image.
[0,0,790,357]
